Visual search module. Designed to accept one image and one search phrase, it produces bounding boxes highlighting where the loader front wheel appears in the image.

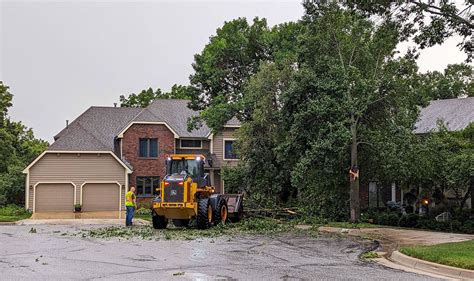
[152,212,168,229]
[196,198,212,229]
[213,198,228,225]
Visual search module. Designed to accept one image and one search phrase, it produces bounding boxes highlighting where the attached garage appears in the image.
[24,152,132,213]
[35,183,75,212]
[82,183,121,211]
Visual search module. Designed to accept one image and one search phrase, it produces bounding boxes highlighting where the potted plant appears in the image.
[74,204,82,212]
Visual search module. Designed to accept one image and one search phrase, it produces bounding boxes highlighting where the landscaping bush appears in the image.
[360,209,473,234]
[137,201,152,209]
[459,220,474,234]
[399,213,419,228]
[0,204,29,216]
[135,208,151,216]
[0,204,31,222]
[375,213,399,226]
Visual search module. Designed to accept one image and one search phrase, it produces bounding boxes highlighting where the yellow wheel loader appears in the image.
[151,154,244,229]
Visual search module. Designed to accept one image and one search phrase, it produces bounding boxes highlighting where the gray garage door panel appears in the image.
[82,183,120,211]
[35,183,75,212]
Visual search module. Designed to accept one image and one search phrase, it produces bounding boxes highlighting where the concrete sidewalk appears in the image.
[319,226,474,280]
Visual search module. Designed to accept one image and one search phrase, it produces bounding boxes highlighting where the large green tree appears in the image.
[188,18,302,131]
[0,82,48,205]
[285,3,426,221]
[346,0,473,61]
[419,63,474,100]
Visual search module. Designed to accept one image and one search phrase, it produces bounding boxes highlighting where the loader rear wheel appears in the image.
[213,198,228,225]
[172,219,190,227]
[152,212,168,229]
[196,198,212,229]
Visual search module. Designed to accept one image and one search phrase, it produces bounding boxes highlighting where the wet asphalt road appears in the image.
[0,225,440,281]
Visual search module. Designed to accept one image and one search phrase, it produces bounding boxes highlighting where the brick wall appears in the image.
[122,124,175,203]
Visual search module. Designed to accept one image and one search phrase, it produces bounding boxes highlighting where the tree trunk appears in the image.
[350,115,360,222]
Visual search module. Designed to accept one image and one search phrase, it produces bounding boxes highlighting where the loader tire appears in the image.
[196,198,212,229]
[172,219,190,227]
[212,198,228,225]
[152,212,168,229]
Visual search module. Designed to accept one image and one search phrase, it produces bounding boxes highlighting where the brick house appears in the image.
[22,100,240,213]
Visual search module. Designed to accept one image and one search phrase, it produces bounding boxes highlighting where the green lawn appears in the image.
[0,205,31,222]
[400,240,474,270]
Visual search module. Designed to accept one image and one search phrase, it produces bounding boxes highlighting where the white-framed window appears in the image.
[223,139,238,160]
[180,139,202,149]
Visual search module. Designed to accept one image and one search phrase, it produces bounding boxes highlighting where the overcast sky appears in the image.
[0,0,469,142]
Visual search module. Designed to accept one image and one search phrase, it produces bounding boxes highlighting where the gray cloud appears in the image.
[0,0,466,142]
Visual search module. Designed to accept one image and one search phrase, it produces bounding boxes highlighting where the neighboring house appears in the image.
[361,97,474,210]
[23,100,240,213]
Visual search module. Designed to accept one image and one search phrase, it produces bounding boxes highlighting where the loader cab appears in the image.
[165,155,208,188]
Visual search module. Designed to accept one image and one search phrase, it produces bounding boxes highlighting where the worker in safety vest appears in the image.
[125,186,137,226]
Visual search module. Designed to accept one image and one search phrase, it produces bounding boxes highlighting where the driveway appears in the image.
[0,224,440,280]
[319,226,474,254]
[31,211,126,220]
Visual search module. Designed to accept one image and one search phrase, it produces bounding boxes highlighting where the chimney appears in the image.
[66,120,69,129]
[114,103,117,107]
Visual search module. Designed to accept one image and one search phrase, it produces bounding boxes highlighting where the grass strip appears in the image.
[400,240,474,270]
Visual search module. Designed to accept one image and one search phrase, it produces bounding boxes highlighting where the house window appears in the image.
[224,139,238,160]
[180,139,202,149]
[139,138,158,158]
[136,177,160,197]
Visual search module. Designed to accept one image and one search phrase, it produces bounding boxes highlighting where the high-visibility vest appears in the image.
[125,191,136,207]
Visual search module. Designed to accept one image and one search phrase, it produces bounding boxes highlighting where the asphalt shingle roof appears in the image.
[49,100,219,151]
[414,97,474,134]
[50,106,142,151]
[132,99,211,138]
[226,116,241,126]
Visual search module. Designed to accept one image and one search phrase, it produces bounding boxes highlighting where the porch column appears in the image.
[391,182,396,202]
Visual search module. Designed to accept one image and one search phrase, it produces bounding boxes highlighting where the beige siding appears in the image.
[213,171,222,194]
[213,128,239,168]
[28,153,127,211]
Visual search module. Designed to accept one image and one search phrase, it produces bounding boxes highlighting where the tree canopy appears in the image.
[0,82,48,205]
[119,84,193,108]
[194,1,472,221]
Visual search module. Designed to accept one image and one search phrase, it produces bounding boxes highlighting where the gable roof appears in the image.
[50,106,142,151]
[225,116,241,127]
[414,97,474,134]
[126,99,211,138]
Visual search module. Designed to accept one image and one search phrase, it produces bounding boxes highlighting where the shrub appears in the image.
[137,201,152,209]
[376,213,399,226]
[399,213,419,228]
[135,208,151,216]
[0,204,30,216]
[459,221,474,234]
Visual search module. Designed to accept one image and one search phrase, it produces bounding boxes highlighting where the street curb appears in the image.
[390,251,474,280]
[0,221,17,226]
